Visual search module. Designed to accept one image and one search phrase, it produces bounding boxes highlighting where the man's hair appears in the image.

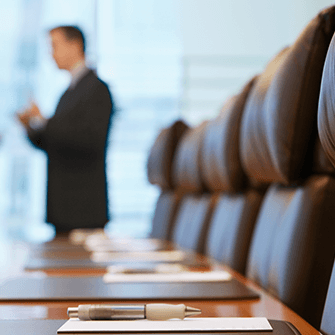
[50,25,86,54]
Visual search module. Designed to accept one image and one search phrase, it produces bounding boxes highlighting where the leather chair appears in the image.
[202,77,264,275]
[147,30,288,264]
[170,121,217,253]
[164,47,289,274]
[317,31,335,335]
[153,78,264,263]
[147,118,219,253]
[243,6,335,328]
[147,120,189,240]
[202,47,289,274]
[147,6,335,328]
[318,31,335,168]
[320,261,335,335]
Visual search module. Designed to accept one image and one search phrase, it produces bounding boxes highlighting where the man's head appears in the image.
[49,25,86,70]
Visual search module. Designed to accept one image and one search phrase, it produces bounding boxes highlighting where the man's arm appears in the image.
[39,83,113,158]
[17,102,49,151]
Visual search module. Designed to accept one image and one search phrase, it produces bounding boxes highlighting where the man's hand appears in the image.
[17,102,44,129]
[17,110,32,128]
[28,102,42,118]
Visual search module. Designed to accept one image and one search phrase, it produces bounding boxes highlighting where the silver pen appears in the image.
[68,303,201,321]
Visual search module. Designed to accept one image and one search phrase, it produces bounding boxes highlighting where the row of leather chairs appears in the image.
[147,6,335,332]
[316,20,335,335]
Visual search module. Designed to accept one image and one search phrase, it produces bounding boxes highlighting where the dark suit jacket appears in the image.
[27,70,113,231]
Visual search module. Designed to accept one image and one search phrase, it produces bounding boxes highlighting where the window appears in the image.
[0,0,181,241]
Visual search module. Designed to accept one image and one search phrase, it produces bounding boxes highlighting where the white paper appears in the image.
[103,270,232,283]
[85,239,163,252]
[69,229,106,245]
[106,264,187,274]
[91,250,186,263]
[57,317,273,333]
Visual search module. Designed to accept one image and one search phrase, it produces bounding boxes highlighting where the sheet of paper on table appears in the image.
[85,238,163,252]
[103,270,232,283]
[57,317,273,333]
[106,263,187,274]
[91,250,186,263]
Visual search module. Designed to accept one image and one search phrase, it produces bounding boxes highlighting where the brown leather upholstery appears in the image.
[321,262,335,335]
[171,75,261,256]
[205,189,263,274]
[150,191,183,240]
[242,10,335,325]
[246,175,335,327]
[198,75,264,274]
[315,29,335,333]
[240,47,289,187]
[147,120,189,189]
[149,120,213,245]
[318,32,335,169]
[172,122,208,193]
[147,120,189,239]
[315,27,335,332]
[201,76,257,193]
[147,6,335,331]
[172,194,218,253]
[241,6,335,187]
[169,122,214,252]
[312,137,335,175]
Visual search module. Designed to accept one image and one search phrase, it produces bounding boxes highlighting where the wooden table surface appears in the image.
[0,236,320,335]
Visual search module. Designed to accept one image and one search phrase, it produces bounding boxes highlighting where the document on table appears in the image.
[106,263,187,274]
[103,270,232,283]
[85,238,163,252]
[91,250,186,263]
[57,317,273,333]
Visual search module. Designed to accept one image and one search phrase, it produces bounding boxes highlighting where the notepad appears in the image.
[103,270,232,283]
[91,250,186,263]
[57,317,273,333]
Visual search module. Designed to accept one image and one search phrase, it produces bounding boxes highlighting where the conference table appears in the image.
[0,234,320,335]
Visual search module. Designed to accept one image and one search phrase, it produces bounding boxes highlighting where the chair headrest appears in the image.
[320,261,335,335]
[172,122,208,192]
[318,32,335,171]
[201,76,258,193]
[147,120,189,189]
[240,47,289,186]
[312,137,335,175]
[241,6,335,187]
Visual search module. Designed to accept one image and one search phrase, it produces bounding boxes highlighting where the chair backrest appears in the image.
[317,31,335,333]
[201,76,264,274]
[170,122,214,252]
[246,175,335,326]
[171,193,217,252]
[150,191,183,240]
[172,121,208,193]
[243,6,335,328]
[205,189,263,274]
[147,120,189,190]
[201,76,257,193]
[321,262,335,335]
[147,120,189,239]
[241,6,335,187]
[318,31,335,169]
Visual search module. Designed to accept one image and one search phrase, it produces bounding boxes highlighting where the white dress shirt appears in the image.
[69,60,90,89]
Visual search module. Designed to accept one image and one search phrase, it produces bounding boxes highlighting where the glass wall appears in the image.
[97,0,182,237]
[0,0,333,242]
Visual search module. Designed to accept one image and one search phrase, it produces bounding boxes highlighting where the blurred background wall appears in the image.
[0,0,333,241]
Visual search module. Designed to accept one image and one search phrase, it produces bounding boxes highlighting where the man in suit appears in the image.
[18,25,114,233]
